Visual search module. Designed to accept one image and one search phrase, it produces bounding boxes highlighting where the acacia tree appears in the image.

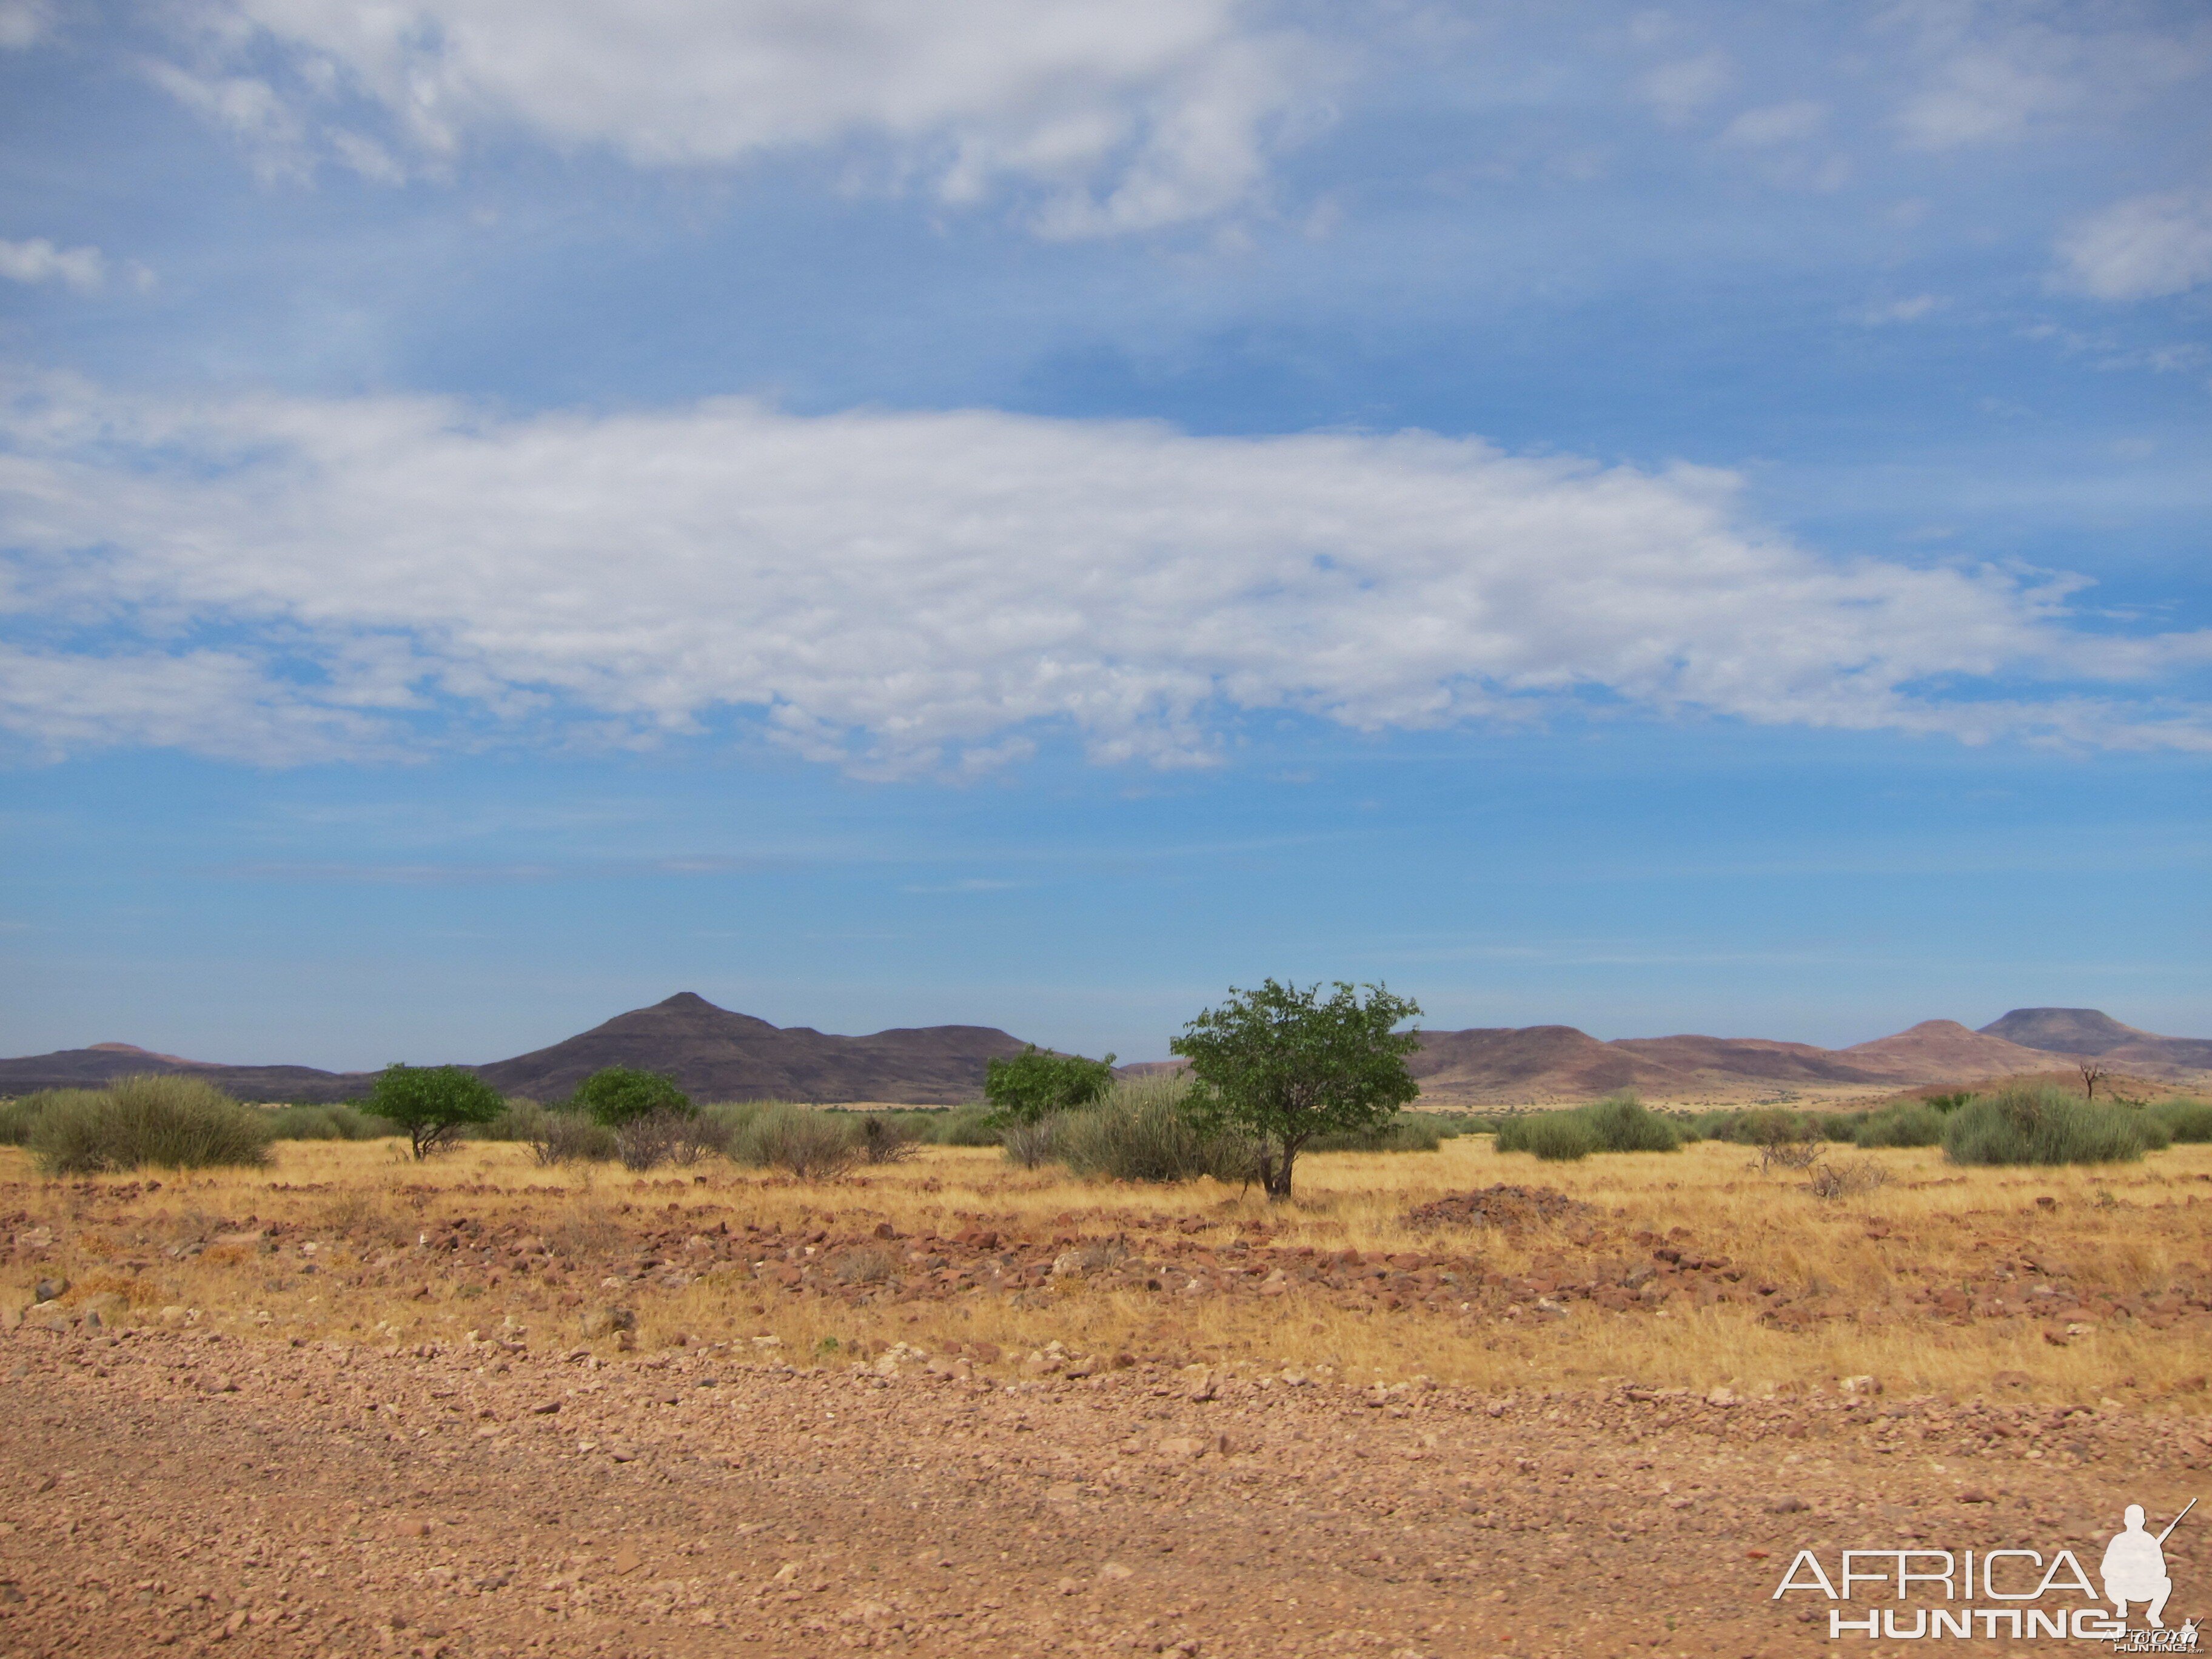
[1172,979,1422,1200]
[368,1063,506,1159]
[984,1046,1117,1125]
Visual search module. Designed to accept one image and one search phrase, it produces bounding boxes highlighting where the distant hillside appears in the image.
[0,1044,370,1104]
[1406,1011,2209,1105]
[1979,1008,2212,1076]
[5,999,2203,1109]
[0,994,1032,1105]
[474,993,1030,1104]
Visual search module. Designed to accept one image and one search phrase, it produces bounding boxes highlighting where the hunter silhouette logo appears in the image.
[2104,1500,2191,1627]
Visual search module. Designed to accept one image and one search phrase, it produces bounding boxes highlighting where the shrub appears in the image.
[1053,1079,1256,1184]
[1854,1102,1946,1148]
[615,1105,729,1171]
[1308,1111,1464,1151]
[28,1074,271,1174]
[984,1046,1117,1125]
[523,1106,619,1165]
[1497,1094,1677,1159]
[572,1067,694,1127]
[1943,1084,2155,1166]
[930,1105,1002,1147]
[1,1090,92,1145]
[2154,1098,2212,1144]
[855,1114,917,1164]
[1807,1157,1890,1199]
[265,1104,395,1141]
[369,1063,508,1159]
[1000,1115,1064,1170]
[732,1104,861,1178]
[1694,1108,1816,1147]
[1579,1093,1681,1152]
[1498,1112,1598,1161]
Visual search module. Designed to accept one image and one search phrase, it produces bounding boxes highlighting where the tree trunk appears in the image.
[1265,1142,1297,1200]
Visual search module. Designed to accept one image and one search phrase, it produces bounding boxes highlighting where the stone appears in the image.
[32,1278,66,1304]
[1183,1366,1217,1402]
[530,1400,561,1415]
[578,1305,636,1340]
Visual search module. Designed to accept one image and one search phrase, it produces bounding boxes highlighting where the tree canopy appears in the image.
[572,1067,694,1127]
[367,1063,507,1159]
[983,1045,1117,1125]
[1171,979,1422,1199]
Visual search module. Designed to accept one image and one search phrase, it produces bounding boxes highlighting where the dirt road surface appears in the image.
[3,1323,2205,1659]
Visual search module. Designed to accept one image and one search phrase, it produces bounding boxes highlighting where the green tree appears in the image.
[572,1066,694,1127]
[1172,979,1422,1199]
[983,1046,1118,1125]
[369,1063,507,1159]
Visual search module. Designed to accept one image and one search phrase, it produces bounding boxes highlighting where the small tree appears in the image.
[572,1067,694,1127]
[2077,1059,2108,1102]
[1171,979,1422,1200]
[369,1064,506,1159]
[983,1046,1116,1125]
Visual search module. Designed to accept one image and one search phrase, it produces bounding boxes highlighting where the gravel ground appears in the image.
[3,1322,2206,1659]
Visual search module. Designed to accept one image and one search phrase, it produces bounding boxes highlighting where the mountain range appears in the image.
[0,996,2204,1107]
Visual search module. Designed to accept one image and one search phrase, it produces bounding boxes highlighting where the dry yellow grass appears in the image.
[6,1133,2209,1407]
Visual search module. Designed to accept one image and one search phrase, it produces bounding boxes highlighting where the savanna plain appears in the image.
[4,1126,2210,1659]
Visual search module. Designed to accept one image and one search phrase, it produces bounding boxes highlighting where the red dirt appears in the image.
[5,1321,2207,1659]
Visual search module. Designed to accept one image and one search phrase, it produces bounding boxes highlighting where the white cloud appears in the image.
[1854,293,1946,324]
[1889,0,2210,150]
[154,0,1327,235]
[0,0,52,49]
[0,238,106,292]
[1720,100,1826,148]
[1,375,2207,772]
[2058,190,2212,301]
[1641,52,1732,127]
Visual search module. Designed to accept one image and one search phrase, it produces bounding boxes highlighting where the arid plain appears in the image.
[5,1132,2210,1658]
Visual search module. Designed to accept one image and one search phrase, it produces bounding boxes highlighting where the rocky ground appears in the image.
[4,1317,2208,1659]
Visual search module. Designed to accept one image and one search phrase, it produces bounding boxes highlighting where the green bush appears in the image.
[572,1067,694,1127]
[930,1105,1002,1146]
[1498,1094,1677,1159]
[1943,1084,2156,1167]
[265,1104,395,1141]
[984,1046,1117,1125]
[1496,1111,1599,1161]
[1693,1107,1818,1147]
[1854,1102,1946,1148]
[28,1074,271,1174]
[1052,1079,1256,1184]
[1308,1110,1466,1152]
[2153,1098,2212,1143]
[1580,1093,1681,1151]
[1,1090,93,1146]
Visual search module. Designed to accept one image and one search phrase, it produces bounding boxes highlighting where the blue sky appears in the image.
[2,0,2208,1067]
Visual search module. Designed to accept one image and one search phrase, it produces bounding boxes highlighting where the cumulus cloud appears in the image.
[0,376,2207,771]
[2059,190,2212,301]
[0,237,106,292]
[152,0,1326,235]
